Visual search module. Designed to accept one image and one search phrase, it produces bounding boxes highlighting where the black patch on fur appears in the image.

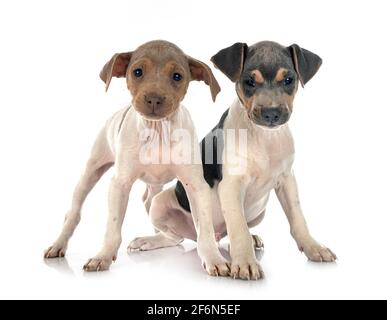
[175,109,230,212]
[175,180,191,212]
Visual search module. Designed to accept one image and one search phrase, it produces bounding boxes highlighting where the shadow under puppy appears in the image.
[131,41,336,280]
[44,40,230,276]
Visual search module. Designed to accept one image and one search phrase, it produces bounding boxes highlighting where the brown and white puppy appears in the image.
[44,40,230,276]
[131,41,336,280]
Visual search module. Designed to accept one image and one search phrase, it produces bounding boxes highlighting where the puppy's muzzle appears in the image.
[145,94,165,110]
[261,106,283,125]
[254,105,290,127]
[141,94,168,119]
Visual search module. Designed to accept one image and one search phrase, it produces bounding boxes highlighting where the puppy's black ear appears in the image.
[288,44,322,87]
[100,52,132,91]
[211,43,248,82]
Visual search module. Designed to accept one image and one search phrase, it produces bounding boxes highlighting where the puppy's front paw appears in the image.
[44,243,67,259]
[83,256,114,272]
[230,257,264,280]
[300,241,337,262]
[201,255,230,277]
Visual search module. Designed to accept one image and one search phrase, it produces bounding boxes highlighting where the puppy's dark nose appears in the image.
[261,107,283,125]
[145,95,164,110]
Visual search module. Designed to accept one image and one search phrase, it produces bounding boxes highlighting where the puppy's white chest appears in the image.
[244,141,294,205]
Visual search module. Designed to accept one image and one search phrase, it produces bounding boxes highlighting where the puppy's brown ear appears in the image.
[187,57,221,102]
[288,44,322,87]
[99,52,132,91]
[210,43,248,82]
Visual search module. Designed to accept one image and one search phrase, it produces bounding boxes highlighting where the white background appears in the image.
[0,0,386,300]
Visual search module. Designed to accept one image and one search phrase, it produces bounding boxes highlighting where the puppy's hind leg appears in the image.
[128,188,196,252]
[44,128,114,259]
[142,184,163,214]
[248,210,266,250]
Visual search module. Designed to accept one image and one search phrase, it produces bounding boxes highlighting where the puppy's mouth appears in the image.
[140,112,168,121]
[250,117,289,127]
[253,122,286,130]
[134,103,178,121]
[250,117,290,129]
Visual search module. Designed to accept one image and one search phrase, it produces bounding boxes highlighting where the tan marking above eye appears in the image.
[252,70,264,84]
[275,68,288,82]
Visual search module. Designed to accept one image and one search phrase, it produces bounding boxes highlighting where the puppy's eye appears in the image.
[245,78,255,87]
[172,73,182,82]
[133,68,143,78]
[283,77,293,86]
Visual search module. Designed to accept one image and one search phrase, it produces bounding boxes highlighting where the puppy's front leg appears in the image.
[83,168,136,272]
[218,177,264,280]
[275,171,337,262]
[177,167,230,277]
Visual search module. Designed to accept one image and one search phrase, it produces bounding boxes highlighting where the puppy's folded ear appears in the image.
[211,42,248,82]
[288,44,322,87]
[187,57,221,102]
[99,52,132,91]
